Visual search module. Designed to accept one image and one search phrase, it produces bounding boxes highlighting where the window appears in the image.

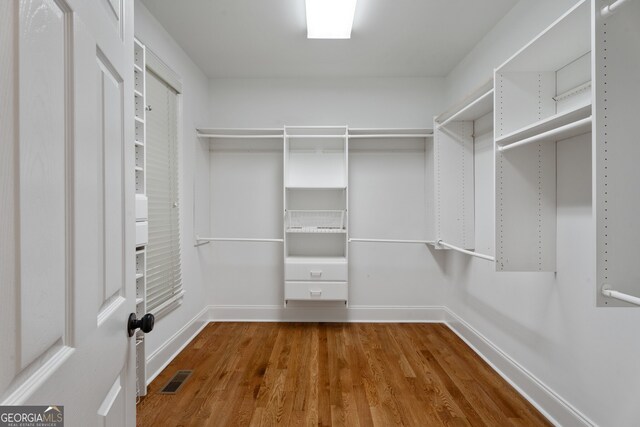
[145,64,182,316]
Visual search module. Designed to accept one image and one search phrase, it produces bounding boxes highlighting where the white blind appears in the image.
[145,70,182,314]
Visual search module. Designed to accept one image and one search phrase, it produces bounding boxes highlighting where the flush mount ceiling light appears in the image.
[305,0,357,39]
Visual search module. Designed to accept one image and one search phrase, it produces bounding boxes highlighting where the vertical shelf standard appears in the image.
[284,126,349,304]
[594,0,640,306]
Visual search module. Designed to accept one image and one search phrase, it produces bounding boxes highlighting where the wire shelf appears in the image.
[286,210,346,233]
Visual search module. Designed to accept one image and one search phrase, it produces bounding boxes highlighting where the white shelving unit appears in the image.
[133,37,148,398]
[594,0,640,306]
[284,126,349,304]
[494,0,592,272]
[433,81,494,257]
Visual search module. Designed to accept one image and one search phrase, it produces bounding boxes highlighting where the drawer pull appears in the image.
[310,270,323,277]
[310,289,322,297]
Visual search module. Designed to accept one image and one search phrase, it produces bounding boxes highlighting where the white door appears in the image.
[1,0,138,426]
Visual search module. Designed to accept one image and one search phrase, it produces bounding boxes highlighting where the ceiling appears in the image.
[140,0,518,78]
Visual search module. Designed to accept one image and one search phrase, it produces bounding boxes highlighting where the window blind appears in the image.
[145,70,182,315]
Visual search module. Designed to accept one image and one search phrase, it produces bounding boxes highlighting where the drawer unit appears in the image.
[135,194,148,221]
[135,221,148,246]
[285,258,347,281]
[285,281,348,301]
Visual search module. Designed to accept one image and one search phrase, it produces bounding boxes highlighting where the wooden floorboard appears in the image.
[137,323,550,427]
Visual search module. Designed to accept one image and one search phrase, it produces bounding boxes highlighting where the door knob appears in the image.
[128,313,155,337]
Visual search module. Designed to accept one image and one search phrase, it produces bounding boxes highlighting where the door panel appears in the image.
[0,0,19,397]
[18,0,69,371]
[1,0,136,425]
[98,53,125,313]
[99,0,123,40]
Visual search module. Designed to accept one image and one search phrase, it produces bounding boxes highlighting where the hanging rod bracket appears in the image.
[601,284,640,306]
[602,0,632,17]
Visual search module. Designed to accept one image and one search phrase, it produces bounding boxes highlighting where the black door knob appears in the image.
[128,313,155,337]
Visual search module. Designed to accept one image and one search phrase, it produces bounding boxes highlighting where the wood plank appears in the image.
[137,323,551,427]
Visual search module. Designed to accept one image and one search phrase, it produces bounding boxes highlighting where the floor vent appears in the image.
[159,370,192,394]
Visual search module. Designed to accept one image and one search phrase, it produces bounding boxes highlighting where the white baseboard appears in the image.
[145,306,209,385]
[443,308,595,427]
[207,304,446,323]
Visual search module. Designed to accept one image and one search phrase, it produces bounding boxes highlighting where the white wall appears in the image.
[208,77,443,128]
[203,78,448,318]
[443,1,640,426]
[444,0,578,106]
[134,1,210,377]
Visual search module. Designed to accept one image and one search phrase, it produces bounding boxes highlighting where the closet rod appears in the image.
[349,238,435,244]
[196,236,284,243]
[198,127,283,131]
[349,127,431,132]
[497,116,592,153]
[601,286,640,306]
[197,134,284,139]
[602,0,632,17]
[348,134,432,139]
[437,240,495,262]
[286,135,346,139]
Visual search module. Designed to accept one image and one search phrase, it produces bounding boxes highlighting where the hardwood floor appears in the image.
[137,323,550,426]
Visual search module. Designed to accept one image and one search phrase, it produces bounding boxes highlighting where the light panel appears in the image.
[305,0,357,39]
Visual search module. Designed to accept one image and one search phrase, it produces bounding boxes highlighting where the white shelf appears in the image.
[286,229,347,234]
[348,128,432,138]
[135,166,144,172]
[496,103,591,147]
[287,134,345,139]
[286,256,347,263]
[134,116,145,125]
[136,298,144,305]
[436,89,494,127]
[285,186,346,190]
[285,126,347,136]
[197,127,284,139]
[134,63,143,73]
[134,140,144,147]
[136,273,143,280]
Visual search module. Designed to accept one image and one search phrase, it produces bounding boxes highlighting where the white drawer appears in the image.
[135,194,148,221]
[285,281,348,301]
[135,221,148,246]
[285,258,347,281]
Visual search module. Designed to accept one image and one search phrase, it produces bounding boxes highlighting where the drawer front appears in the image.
[135,221,148,246]
[285,281,348,301]
[135,194,148,221]
[285,262,348,281]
